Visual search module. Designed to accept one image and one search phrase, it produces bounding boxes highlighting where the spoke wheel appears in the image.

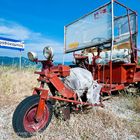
[12,95,53,138]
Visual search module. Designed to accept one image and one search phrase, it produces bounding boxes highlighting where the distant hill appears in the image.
[1,56,139,68]
[0,56,72,68]
[0,56,37,68]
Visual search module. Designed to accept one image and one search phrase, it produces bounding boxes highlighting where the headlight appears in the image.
[43,46,53,59]
[95,58,102,64]
[27,52,38,62]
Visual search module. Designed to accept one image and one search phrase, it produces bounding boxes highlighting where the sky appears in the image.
[0,0,139,62]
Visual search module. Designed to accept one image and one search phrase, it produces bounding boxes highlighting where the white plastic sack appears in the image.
[99,49,131,64]
[64,68,101,104]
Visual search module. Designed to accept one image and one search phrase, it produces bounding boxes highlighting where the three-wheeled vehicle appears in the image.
[12,0,140,137]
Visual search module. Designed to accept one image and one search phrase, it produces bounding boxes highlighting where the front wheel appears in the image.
[12,95,53,138]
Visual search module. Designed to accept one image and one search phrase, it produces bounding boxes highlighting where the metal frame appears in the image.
[108,0,138,92]
[66,0,138,94]
[114,0,138,62]
[32,61,104,120]
[64,0,138,56]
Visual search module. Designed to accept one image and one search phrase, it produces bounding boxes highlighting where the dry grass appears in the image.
[104,94,140,139]
[121,95,140,138]
[119,91,140,113]
[0,66,38,106]
[129,122,140,139]
[132,97,140,113]
[0,66,140,140]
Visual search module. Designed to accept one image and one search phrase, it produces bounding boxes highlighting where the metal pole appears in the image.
[110,0,114,90]
[63,26,66,65]
[19,50,22,70]
[62,53,65,65]
[127,9,135,62]
[1,57,3,66]
[135,14,138,62]
[111,0,114,60]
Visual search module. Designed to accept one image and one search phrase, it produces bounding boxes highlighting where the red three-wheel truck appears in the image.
[12,0,140,137]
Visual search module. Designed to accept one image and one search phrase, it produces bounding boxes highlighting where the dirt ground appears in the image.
[0,68,140,140]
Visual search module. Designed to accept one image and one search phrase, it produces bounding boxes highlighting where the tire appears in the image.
[138,82,140,89]
[12,95,53,138]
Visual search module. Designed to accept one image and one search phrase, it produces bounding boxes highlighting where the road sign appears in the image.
[0,37,24,51]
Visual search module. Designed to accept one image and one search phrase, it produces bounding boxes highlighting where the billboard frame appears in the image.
[64,0,137,54]
[64,1,112,54]
[63,0,138,90]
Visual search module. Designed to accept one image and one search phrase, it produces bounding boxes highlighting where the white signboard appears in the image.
[65,4,112,53]
[0,37,24,51]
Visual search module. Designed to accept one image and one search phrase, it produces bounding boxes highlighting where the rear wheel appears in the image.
[12,95,53,138]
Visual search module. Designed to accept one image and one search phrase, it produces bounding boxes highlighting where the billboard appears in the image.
[0,37,24,51]
[64,3,112,53]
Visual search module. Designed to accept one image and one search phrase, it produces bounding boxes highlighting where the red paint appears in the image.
[23,104,49,133]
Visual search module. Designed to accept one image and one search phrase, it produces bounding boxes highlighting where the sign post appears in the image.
[0,37,24,69]
[19,50,22,70]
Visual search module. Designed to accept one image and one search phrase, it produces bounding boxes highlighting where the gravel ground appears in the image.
[0,68,140,140]
[0,99,139,140]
